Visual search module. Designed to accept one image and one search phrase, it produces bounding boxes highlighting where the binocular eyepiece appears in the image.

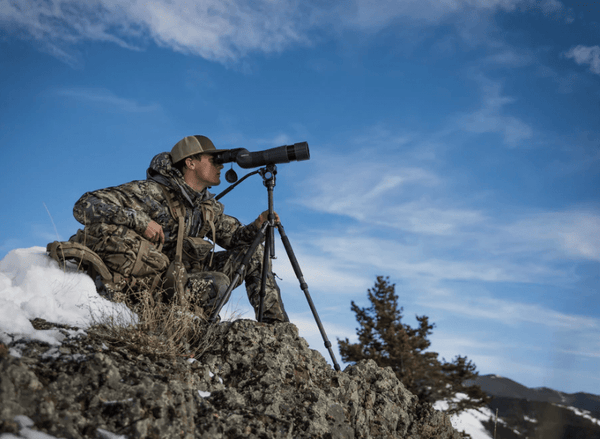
[213,142,310,169]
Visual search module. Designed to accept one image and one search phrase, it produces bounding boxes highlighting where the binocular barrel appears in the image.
[213,142,310,168]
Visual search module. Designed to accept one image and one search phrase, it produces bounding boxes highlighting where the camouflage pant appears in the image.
[186,243,289,323]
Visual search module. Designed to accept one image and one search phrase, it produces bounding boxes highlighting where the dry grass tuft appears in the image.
[89,282,231,360]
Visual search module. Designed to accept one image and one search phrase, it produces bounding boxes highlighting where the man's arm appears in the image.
[73,182,154,236]
[211,202,281,250]
[213,212,257,249]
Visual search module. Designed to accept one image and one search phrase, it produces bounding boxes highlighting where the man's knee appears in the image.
[186,271,230,307]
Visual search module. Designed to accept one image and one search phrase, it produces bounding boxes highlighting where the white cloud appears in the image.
[0,0,566,64]
[425,294,600,330]
[273,249,372,296]
[296,126,598,294]
[483,49,534,67]
[306,233,558,284]
[431,334,520,354]
[387,202,486,235]
[565,45,600,75]
[455,77,533,147]
[52,87,161,112]
[298,150,487,237]
[558,347,600,359]
[339,0,524,30]
[504,210,600,262]
[539,0,562,14]
[0,0,313,62]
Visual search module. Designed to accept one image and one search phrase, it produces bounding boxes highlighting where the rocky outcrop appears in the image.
[1,319,461,439]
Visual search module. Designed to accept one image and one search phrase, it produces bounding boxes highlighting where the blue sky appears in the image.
[1,0,599,395]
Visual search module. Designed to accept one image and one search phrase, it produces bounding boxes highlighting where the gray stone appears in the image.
[0,318,462,439]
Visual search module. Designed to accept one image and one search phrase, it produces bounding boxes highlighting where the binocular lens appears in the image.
[285,142,310,162]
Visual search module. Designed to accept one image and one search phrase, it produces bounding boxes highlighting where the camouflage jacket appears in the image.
[73,152,259,262]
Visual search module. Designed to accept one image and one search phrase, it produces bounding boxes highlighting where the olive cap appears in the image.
[170,135,228,164]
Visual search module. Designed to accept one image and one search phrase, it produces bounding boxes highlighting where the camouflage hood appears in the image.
[146,152,214,205]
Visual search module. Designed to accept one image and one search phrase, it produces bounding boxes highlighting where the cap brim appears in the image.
[202,149,230,154]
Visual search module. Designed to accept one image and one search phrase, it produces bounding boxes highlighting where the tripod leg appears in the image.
[257,223,272,322]
[276,223,341,372]
[209,222,268,323]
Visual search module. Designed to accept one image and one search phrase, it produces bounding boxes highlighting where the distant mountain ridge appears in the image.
[471,374,600,416]
[464,375,600,439]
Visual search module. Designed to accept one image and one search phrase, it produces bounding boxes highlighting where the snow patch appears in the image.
[560,405,600,426]
[97,428,128,439]
[435,393,494,439]
[0,247,135,347]
[2,415,63,438]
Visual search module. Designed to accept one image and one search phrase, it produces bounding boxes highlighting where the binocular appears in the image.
[213,142,310,169]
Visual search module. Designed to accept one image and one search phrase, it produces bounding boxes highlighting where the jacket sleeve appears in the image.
[73,182,155,236]
[211,200,261,250]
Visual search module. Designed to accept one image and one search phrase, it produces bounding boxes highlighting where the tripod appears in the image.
[209,164,341,372]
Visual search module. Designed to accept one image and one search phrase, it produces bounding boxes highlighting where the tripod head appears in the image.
[258,164,277,187]
[215,164,279,201]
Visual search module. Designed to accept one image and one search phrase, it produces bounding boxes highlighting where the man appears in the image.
[72,135,289,324]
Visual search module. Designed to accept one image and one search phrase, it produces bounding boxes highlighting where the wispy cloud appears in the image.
[301,168,465,235]
[337,0,527,30]
[1,0,565,64]
[52,87,160,113]
[271,240,373,296]
[453,76,534,147]
[299,232,561,284]
[483,48,534,68]
[293,121,599,293]
[0,0,314,63]
[503,210,600,262]
[297,148,485,237]
[564,45,600,75]
[536,65,585,95]
[426,294,600,330]
[300,178,600,275]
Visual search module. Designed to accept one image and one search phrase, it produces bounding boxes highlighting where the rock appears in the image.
[0,319,462,439]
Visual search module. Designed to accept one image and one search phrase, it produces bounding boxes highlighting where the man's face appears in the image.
[189,154,224,188]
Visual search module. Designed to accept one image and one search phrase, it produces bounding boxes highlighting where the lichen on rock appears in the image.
[0,319,461,439]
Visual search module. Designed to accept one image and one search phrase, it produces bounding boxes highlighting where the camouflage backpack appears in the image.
[47,223,170,298]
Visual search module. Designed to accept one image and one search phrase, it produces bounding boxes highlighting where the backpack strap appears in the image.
[47,240,113,283]
[159,184,216,267]
[199,201,216,267]
[131,239,158,277]
[158,185,186,264]
[159,185,185,222]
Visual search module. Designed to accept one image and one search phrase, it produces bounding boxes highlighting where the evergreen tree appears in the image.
[338,276,489,414]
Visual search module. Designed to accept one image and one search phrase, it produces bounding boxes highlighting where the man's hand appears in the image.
[144,220,165,244]
[254,210,280,228]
